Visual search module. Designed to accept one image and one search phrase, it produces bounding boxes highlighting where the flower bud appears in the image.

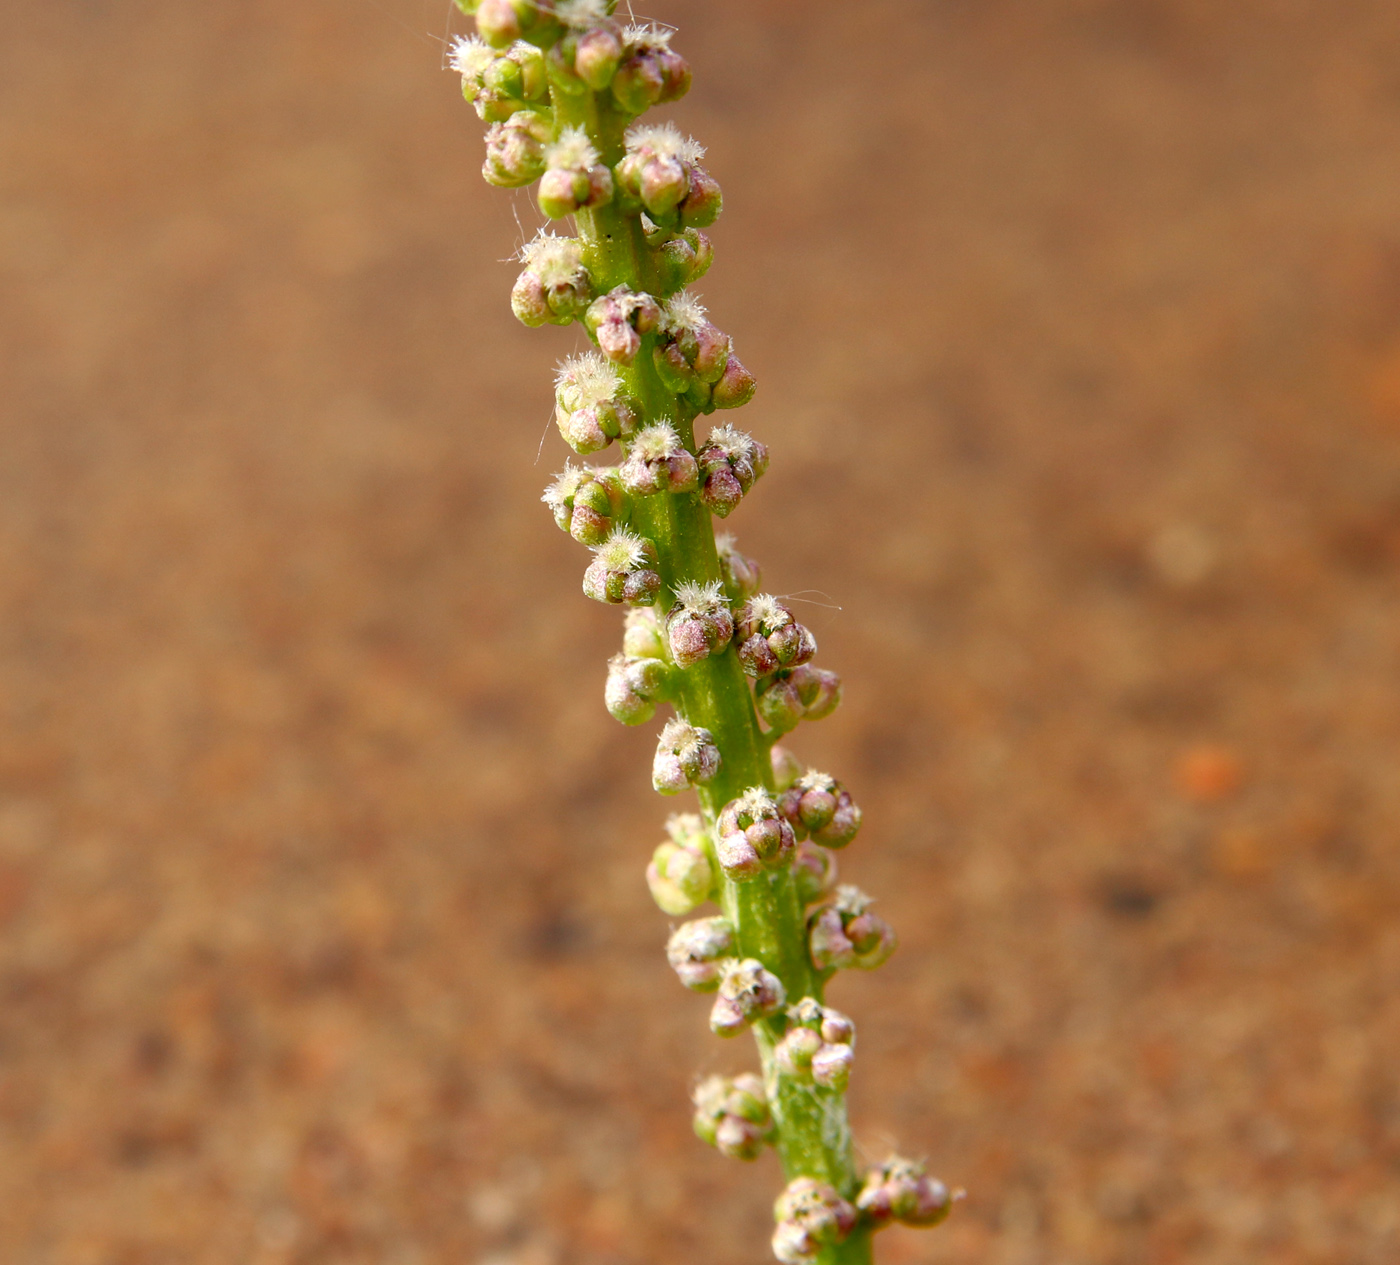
[474,0,538,48]
[664,580,734,668]
[716,787,796,880]
[617,423,700,498]
[611,24,691,116]
[583,528,661,606]
[710,352,757,411]
[716,532,762,599]
[652,292,732,409]
[857,1157,958,1229]
[542,462,626,546]
[692,1072,774,1160]
[791,840,837,906]
[777,771,862,848]
[537,127,615,219]
[554,351,639,453]
[450,36,548,121]
[665,915,734,990]
[791,664,842,721]
[679,166,723,228]
[511,230,594,328]
[482,109,552,188]
[758,665,843,732]
[616,123,718,228]
[698,425,768,518]
[652,718,722,794]
[808,884,897,973]
[735,596,817,678]
[585,285,662,367]
[604,652,669,725]
[648,822,716,915]
[622,607,666,659]
[710,958,786,1036]
[546,5,624,91]
[772,1178,858,1265]
[775,998,856,1091]
[657,227,714,292]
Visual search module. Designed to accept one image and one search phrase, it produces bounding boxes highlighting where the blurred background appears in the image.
[2,0,1399,1261]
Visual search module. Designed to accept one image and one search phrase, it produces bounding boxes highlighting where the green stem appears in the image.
[555,83,871,1265]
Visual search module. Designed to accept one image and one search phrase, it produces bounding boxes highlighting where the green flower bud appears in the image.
[716,532,762,600]
[542,461,627,545]
[710,352,757,411]
[554,351,639,454]
[665,914,734,990]
[692,1073,774,1160]
[775,997,855,1090]
[647,821,716,915]
[482,109,552,188]
[619,423,699,496]
[772,1178,857,1265]
[537,127,615,219]
[652,718,721,794]
[511,230,594,328]
[777,771,861,848]
[791,840,837,906]
[452,37,549,121]
[716,787,795,880]
[857,1158,958,1230]
[585,285,662,367]
[583,528,661,606]
[710,958,785,1036]
[622,607,666,659]
[604,652,669,725]
[611,24,691,116]
[736,596,817,678]
[656,227,714,293]
[679,166,723,228]
[770,744,802,791]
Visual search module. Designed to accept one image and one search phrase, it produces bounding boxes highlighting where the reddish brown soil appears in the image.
[3,2,1399,1262]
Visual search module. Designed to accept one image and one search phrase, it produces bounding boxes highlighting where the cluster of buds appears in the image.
[538,126,614,219]
[653,293,755,412]
[610,23,692,116]
[482,108,553,187]
[698,425,768,518]
[652,224,714,293]
[710,958,786,1036]
[585,285,662,366]
[716,787,796,880]
[619,423,699,496]
[546,3,624,92]
[792,840,838,906]
[542,461,625,545]
[857,1157,958,1230]
[716,532,762,600]
[582,527,660,605]
[735,596,817,677]
[616,123,722,228]
[469,0,562,49]
[774,998,856,1092]
[603,652,669,725]
[553,351,638,453]
[692,1073,773,1161]
[449,35,547,122]
[777,771,862,848]
[665,580,734,668]
[622,607,665,658]
[756,664,843,734]
[809,885,897,973]
[646,813,715,915]
[653,718,721,794]
[511,231,594,328]
[666,915,734,990]
[771,1178,858,1265]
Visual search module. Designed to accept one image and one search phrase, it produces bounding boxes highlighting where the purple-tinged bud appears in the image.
[616,123,710,222]
[474,0,534,47]
[775,998,856,1091]
[856,1157,958,1230]
[652,718,721,794]
[450,36,548,121]
[665,915,734,991]
[620,423,699,496]
[512,230,594,328]
[665,580,734,668]
[542,462,626,546]
[791,664,842,721]
[583,528,661,606]
[710,958,786,1036]
[770,744,802,792]
[711,353,757,411]
[647,817,715,915]
[716,787,796,880]
[553,351,638,454]
[774,1024,823,1077]
[698,425,768,518]
[657,227,714,292]
[692,1072,773,1160]
[680,166,723,229]
[755,672,805,734]
[573,25,623,89]
[716,532,762,600]
[772,1178,858,1265]
[653,292,732,406]
[777,771,862,848]
[791,840,837,906]
[735,596,817,678]
[604,652,669,726]
[611,24,691,116]
[585,285,662,368]
[482,109,552,188]
[808,885,897,973]
[623,607,666,659]
[537,127,615,219]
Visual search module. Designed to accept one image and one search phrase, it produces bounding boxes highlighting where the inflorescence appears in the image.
[449,4,958,1260]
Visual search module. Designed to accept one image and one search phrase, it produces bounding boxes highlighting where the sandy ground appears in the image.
[2,1,1400,1261]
